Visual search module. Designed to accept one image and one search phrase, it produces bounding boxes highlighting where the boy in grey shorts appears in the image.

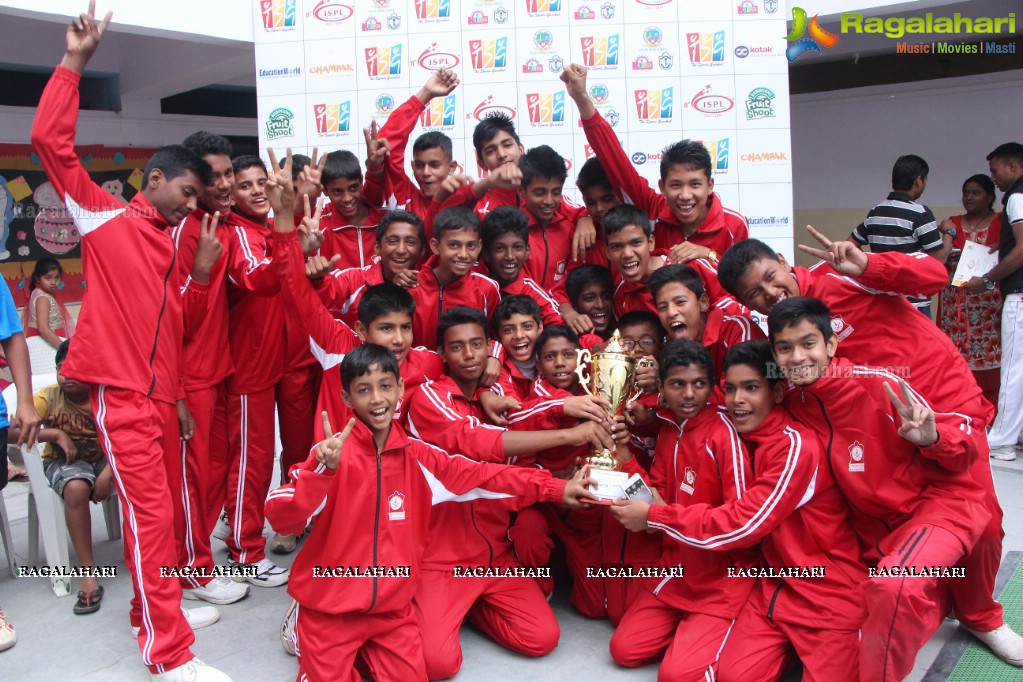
[14,340,112,614]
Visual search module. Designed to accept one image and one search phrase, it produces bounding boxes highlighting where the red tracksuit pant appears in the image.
[174,383,228,588]
[862,523,964,682]
[295,602,427,682]
[413,556,560,680]
[225,387,276,564]
[276,363,321,484]
[609,587,736,681]
[510,503,605,618]
[93,385,195,674]
[717,596,860,682]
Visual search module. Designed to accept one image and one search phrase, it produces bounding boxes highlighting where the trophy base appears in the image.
[585,467,631,503]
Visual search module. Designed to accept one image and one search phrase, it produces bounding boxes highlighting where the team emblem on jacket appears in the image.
[830,315,854,341]
[848,441,865,472]
[680,467,696,495]
[555,259,568,281]
[388,491,406,520]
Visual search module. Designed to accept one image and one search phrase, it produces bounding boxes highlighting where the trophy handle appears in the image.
[575,348,594,396]
[628,358,655,404]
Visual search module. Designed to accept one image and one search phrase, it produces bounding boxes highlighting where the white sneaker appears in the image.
[967,624,1023,666]
[280,599,298,656]
[991,445,1017,461]
[150,657,232,681]
[0,608,16,652]
[182,576,250,605]
[243,558,290,588]
[270,533,298,555]
[212,510,231,542]
[133,606,221,637]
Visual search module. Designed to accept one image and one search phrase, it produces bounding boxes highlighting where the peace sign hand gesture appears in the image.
[63,1,113,72]
[266,147,296,218]
[364,122,390,176]
[884,379,938,447]
[192,210,223,283]
[315,413,356,470]
[797,225,869,277]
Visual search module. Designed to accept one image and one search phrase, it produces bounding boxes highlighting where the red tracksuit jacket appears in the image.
[784,358,990,557]
[31,66,207,405]
[703,307,765,378]
[646,407,867,629]
[224,211,284,394]
[623,406,758,618]
[264,419,568,614]
[406,375,517,569]
[500,274,564,327]
[504,376,587,471]
[276,231,443,439]
[314,262,387,327]
[408,265,501,349]
[318,203,386,273]
[580,110,748,254]
[172,209,235,391]
[795,252,992,425]
[612,256,745,319]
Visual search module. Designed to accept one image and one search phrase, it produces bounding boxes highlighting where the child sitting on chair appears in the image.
[10,339,111,614]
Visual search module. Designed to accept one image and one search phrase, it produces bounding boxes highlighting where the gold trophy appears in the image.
[575,330,653,501]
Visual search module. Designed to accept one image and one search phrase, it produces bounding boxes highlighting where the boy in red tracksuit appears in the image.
[614,339,868,681]
[30,9,230,679]
[170,131,249,605]
[360,70,458,238]
[265,341,599,682]
[718,236,1021,661]
[562,64,747,263]
[404,308,615,679]
[409,206,501,349]
[318,150,387,271]
[314,210,425,325]
[220,155,291,585]
[565,264,615,339]
[480,206,563,326]
[648,264,763,384]
[770,297,990,682]
[603,340,757,680]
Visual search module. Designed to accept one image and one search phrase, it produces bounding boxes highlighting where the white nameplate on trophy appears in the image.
[586,467,631,502]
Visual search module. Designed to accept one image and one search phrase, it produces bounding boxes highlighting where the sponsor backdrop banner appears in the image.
[252,0,793,257]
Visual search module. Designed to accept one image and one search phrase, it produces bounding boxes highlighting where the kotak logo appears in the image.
[314,102,351,134]
[581,35,620,66]
[420,95,456,127]
[634,87,673,120]
[417,44,459,70]
[470,37,508,69]
[415,0,451,19]
[526,92,565,123]
[261,0,296,29]
[365,45,402,76]
[308,1,353,22]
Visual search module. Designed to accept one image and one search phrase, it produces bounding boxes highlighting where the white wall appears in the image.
[791,70,1023,211]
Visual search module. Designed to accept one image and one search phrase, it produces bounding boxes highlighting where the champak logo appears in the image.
[526,92,565,124]
[581,35,620,67]
[265,107,295,140]
[785,7,839,62]
[365,45,402,76]
[745,87,776,120]
[420,95,456,127]
[261,0,296,29]
[686,31,726,63]
[313,102,351,135]
[470,37,508,70]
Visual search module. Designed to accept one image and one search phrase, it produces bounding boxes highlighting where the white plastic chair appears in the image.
[25,335,59,376]
[0,486,17,577]
[2,379,121,596]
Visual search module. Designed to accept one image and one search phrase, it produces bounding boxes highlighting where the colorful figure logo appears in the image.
[420,95,456,127]
[785,7,838,61]
[699,138,730,170]
[686,31,725,63]
[470,37,508,69]
[634,88,673,120]
[365,45,403,76]
[261,0,296,28]
[526,92,565,123]
[526,0,562,12]
[314,102,351,134]
[581,35,620,66]
[415,0,450,19]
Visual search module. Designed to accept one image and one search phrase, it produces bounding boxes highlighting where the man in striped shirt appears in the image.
[850,155,949,316]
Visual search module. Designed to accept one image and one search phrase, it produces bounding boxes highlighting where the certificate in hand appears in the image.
[951,240,999,287]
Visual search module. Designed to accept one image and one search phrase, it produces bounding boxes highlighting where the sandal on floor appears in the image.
[73,586,104,615]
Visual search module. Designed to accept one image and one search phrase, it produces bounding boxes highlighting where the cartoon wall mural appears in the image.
[1,143,157,307]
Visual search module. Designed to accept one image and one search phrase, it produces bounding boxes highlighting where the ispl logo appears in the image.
[526,92,566,123]
[417,44,460,71]
[526,0,562,13]
[308,1,353,22]
[634,87,673,120]
[314,102,351,134]
[698,138,730,170]
[581,35,620,66]
[470,37,508,69]
[688,84,734,114]
[686,31,726,63]
[467,95,516,122]
[415,0,450,19]
[420,95,456,127]
[261,0,296,29]
[785,7,839,61]
[365,45,402,76]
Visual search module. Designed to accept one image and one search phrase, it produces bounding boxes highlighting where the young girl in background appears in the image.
[23,258,75,348]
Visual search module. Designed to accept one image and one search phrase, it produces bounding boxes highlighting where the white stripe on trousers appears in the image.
[179,439,200,589]
[232,394,249,564]
[989,294,1023,446]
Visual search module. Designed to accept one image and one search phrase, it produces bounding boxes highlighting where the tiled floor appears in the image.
[1,457,1022,681]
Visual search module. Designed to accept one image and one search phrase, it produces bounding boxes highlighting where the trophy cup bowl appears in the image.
[574,330,651,501]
